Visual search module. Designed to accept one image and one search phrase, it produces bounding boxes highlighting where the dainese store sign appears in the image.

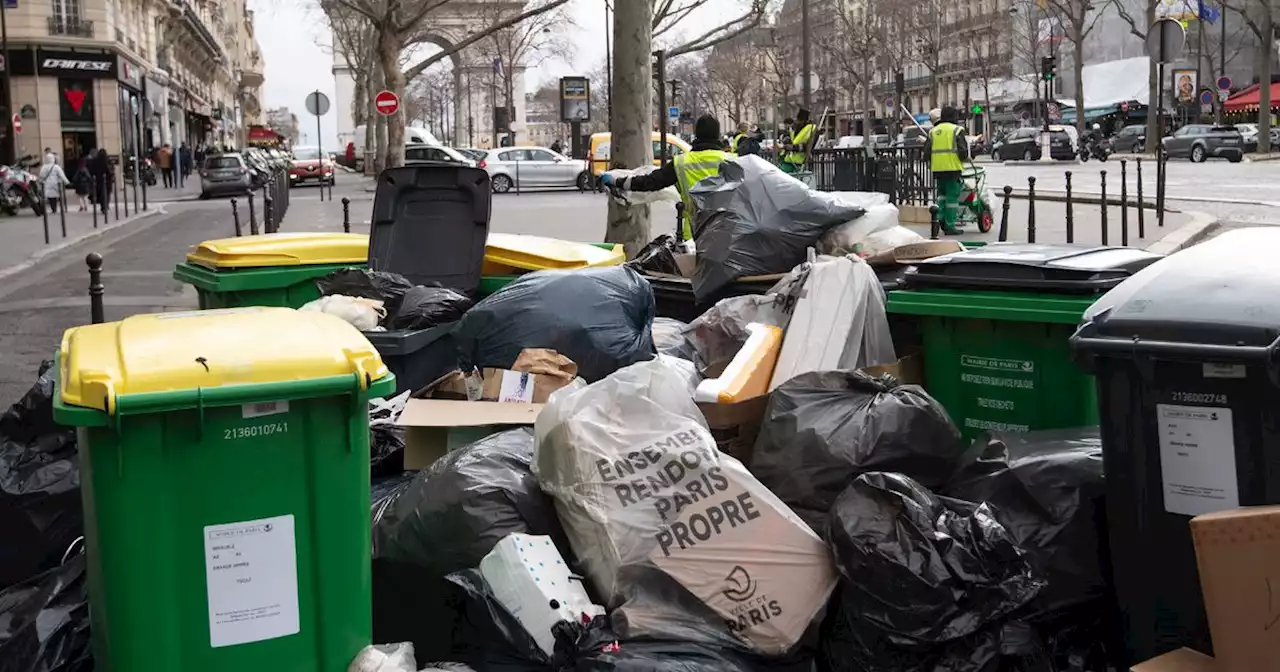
[34,50,117,78]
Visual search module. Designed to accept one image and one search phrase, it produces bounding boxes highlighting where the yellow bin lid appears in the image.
[60,307,387,414]
[485,233,624,272]
[187,232,369,269]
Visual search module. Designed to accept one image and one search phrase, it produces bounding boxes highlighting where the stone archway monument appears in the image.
[330,1,530,151]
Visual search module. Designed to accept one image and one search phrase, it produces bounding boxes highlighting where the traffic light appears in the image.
[1041,56,1057,82]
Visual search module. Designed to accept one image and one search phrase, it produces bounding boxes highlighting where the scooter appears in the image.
[0,161,45,216]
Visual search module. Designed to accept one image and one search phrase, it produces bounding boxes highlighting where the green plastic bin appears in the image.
[174,233,370,309]
[53,307,395,671]
[887,244,1163,439]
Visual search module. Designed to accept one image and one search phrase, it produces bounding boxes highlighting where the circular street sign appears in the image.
[1200,89,1214,105]
[374,90,400,117]
[885,96,894,108]
[1144,18,1186,64]
[1217,75,1232,91]
[304,91,331,116]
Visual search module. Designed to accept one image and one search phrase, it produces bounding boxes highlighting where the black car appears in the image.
[1111,124,1147,153]
[1161,124,1244,163]
[994,127,1075,161]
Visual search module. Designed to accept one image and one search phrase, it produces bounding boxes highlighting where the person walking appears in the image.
[550,139,563,155]
[88,149,112,216]
[926,106,970,235]
[179,143,194,181]
[780,110,816,174]
[72,158,92,211]
[38,152,70,214]
[156,144,174,188]
[599,114,734,241]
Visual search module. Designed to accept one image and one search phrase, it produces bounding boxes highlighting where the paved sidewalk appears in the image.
[0,203,162,279]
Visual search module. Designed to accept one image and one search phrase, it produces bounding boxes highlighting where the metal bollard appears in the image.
[1026,176,1037,244]
[132,161,140,214]
[232,198,242,237]
[58,182,67,238]
[1136,158,1146,238]
[998,185,1012,242]
[341,197,351,233]
[40,194,49,244]
[87,252,105,325]
[264,194,275,234]
[1064,172,1074,244]
[141,166,148,211]
[92,176,99,229]
[674,202,685,240]
[1099,170,1109,246]
[113,171,120,221]
[248,191,259,235]
[929,204,940,240]
[1156,147,1166,228]
[1120,160,1130,246]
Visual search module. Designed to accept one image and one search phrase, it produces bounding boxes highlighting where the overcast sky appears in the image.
[249,0,746,148]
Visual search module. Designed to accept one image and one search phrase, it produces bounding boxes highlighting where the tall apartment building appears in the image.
[0,0,264,167]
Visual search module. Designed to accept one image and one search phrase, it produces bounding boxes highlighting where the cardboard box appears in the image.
[398,399,543,470]
[863,352,924,386]
[865,240,965,267]
[1130,648,1217,672]
[1191,505,1280,672]
[431,368,568,404]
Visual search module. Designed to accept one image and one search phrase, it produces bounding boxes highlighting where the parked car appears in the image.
[404,143,475,167]
[994,127,1075,161]
[1110,124,1147,153]
[479,146,591,193]
[199,153,253,199]
[289,145,336,186]
[586,132,691,177]
[454,148,487,162]
[870,134,892,148]
[1235,123,1259,153]
[1161,124,1244,163]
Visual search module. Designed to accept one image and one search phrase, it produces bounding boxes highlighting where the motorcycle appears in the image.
[1078,135,1111,162]
[124,156,157,186]
[0,160,45,217]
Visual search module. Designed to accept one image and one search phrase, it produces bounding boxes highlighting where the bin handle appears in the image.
[78,370,116,416]
[345,349,378,391]
[1071,333,1280,364]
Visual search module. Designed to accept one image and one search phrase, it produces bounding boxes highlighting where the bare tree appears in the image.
[762,32,797,134]
[652,0,772,57]
[1223,0,1274,152]
[885,0,943,107]
[668,54,716,122]
[1111,0,1166,152]
[959,27,1009,137]
[828,0,882,139]
[707,35,761,124]
[1044,0,1109,136]
[334,0,571,168]
[477,1,573,145]
[319,1,377,129]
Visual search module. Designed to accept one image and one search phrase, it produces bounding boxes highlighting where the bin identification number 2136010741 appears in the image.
[224,401,291,440]
[224,422,289,441]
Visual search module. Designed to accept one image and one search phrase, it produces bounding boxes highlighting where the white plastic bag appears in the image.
[299,294,386,331]
[604,165,681,205]
[348,643,416,672]
[828,191,891,208]
[819,203,901,256]
[852,225,925,258]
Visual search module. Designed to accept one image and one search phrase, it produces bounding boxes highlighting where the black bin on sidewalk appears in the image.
[1071,227,1280,666]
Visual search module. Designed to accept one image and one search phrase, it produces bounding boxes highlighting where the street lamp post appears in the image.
[801,0,812,110]
[1,0,13,165]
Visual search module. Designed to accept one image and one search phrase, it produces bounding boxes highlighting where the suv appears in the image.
[199,154,252,199]
[995,127,1075,161]
[1162,125,1244,163]
[1111,124,1147,153]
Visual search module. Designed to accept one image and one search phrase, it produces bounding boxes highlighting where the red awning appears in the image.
[248,126,280,141]
[1223,84,1280,113]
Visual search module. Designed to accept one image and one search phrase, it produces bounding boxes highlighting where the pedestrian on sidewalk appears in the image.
[156,144,174,188]
[88,149,112,216]
[179,143,193,180]
[38,153,70,214]
[72,158,91,211]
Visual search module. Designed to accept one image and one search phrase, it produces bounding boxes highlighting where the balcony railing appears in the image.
[49,16,94,38]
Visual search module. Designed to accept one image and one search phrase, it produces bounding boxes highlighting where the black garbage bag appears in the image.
[688,155,864,302]
[0,361,81,592]
[315,268,415,320]
[650,318,696,363]
[393,286,473,331]
[372,428,569,580]
[452,266,656,382]
[825,473,1044,662]
[942,428,1108,620]
[626,235,682,277]
[749,370,963,528]
[0,552,92,672]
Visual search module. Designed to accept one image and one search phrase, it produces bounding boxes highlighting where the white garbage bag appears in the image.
[819,203,903,256]
[604,165,681,205]
[348,643,416,672]
[299,295,386,331]
[852,225,925,258]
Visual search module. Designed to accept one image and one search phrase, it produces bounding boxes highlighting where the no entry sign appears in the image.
[374,90,400,117]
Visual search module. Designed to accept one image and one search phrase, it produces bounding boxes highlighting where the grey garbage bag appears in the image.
[650,318,697,363]
[749,370,964,529]
[452,266,656,382]
[688,155,865,302]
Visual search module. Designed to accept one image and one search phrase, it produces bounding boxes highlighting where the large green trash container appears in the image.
[173,232,369,309]
[886,244,1162,439]
[53,307,395,672]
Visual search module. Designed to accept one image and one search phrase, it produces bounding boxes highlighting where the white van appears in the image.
[347,125,441,170]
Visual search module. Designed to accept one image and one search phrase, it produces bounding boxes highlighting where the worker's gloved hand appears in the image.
[600,173,617,187]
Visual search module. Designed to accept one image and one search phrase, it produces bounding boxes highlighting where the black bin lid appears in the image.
[368,165,491,295]
[903,243,1164,293]
[1074,228,1280,364]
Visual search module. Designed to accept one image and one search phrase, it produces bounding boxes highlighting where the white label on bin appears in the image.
[1203,363,1247,379]
[1157,404,1239,517]
[242,400,289,419]
[204,514,300,648]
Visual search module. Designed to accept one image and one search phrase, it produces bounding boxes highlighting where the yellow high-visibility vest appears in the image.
[784,123,816,165]
[674,149,734,240]
[930,122,964,173]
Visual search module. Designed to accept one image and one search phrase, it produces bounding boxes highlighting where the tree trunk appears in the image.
[1258,5,1273,153]
[353,75,368,127]
[378,27,405,169]
[606,0,653,257]
[1073,35,1086,138]
[365,65,380,175]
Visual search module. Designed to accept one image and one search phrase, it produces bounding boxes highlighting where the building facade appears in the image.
[0,0,263,169]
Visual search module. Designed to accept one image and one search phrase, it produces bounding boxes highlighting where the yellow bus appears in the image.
[586,132,692,177]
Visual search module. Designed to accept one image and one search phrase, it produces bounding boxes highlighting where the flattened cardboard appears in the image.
[1130,648,1217,672]
[863,353,924,386]
[1191,505,1280,672]
[866,240,965,267]
[398,399,543,470]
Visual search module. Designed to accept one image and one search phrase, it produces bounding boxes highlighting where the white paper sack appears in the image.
[479,533,605,657]
[300,295,386,331]
[828,191,891,208]
[533,358,837,655]
[604,165,681,205]
[853,225,925,258]
[819,203,902,256]
[347,643,416,672]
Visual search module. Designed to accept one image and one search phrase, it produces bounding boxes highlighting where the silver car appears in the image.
[478,146,591,193]
[404,143,475,167]
[199,154,252,199]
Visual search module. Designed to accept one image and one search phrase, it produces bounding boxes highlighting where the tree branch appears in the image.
[401,0,572,82]
[666,0,768,57]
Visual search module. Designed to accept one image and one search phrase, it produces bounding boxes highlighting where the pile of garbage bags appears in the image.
[312,268,474,331]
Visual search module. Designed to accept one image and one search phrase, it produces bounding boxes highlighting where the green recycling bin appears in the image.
[53,307,395,672]
[886,244,1163,439]
[173,232,369,309]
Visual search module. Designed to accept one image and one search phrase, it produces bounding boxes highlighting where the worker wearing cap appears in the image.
[599,114,734,241]
[780,109,816,174]
[926,106,969,235]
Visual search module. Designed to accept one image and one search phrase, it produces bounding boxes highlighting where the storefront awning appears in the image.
[248,126,281,142]
[1062,105,1120,123]
[1224,84,1279,113]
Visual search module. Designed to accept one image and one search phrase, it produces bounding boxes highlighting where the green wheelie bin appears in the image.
[173,232,369,309]
[53,307,395,671]
[886,243,1162,439]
